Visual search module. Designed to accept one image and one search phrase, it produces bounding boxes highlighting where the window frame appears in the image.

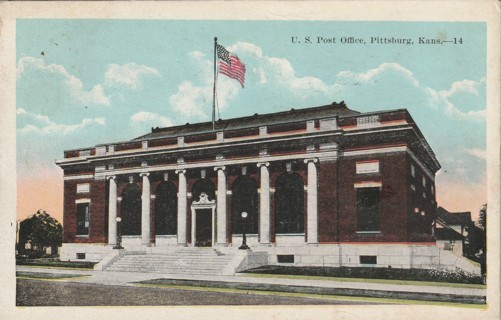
[356,186,381,233]
[76,201,90,236]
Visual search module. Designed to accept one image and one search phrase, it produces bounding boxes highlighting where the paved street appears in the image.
[16,278,379,306]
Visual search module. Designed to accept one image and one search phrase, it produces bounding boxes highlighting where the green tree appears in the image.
[477,204,486,231]
[465,204,486,276]
[18,210,63,257]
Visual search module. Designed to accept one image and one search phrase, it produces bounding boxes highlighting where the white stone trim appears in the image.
[64,174,94,181]
[356,160,379,174]
[343,145,407,157]
[75,198,91,204]
[354,181,382,189]
[343,145,435,181]
[57,131,343,166]
[76,183,90,193]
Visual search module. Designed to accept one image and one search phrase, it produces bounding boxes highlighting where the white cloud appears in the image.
[230,42,342,100]
[168,42,485,124]
[426,79,486,122]
[337,63,420,87]
[104,63,160,90]
[463,148,487,160]
[169,81,213,119]
[17,107,105,135]
[17,56,110,106]
[168,49,240,119]
[130,111,172,127]
[446,78,484,96]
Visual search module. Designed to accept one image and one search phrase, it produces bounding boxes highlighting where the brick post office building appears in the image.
[56,101,478,274]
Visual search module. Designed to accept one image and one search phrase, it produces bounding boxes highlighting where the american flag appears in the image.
[216,44,246,88]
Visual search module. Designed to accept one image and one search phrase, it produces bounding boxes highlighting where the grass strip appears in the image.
[133,282,486,308]
[136,278,485,305]
[17,265,95,271]
[241,273,486,289]
[16,271,89,281]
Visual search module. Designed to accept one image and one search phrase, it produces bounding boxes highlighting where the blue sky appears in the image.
[16,19,486,221]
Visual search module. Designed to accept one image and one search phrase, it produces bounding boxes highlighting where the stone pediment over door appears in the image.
[192,192,216,208]
[191,192,216,247]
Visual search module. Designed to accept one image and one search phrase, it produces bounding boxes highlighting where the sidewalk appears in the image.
[16,266,486,304]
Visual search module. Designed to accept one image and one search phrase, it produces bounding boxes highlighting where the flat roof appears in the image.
[132,101,360,141]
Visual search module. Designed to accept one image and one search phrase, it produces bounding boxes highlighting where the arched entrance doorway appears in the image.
[191,178,216,247]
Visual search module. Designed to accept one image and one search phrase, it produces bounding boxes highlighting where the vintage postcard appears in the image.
[1,1,499,319]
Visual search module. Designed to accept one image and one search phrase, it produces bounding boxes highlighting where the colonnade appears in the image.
[107,159,319,247]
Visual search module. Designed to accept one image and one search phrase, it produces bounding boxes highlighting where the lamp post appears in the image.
[239,211,250,250]
[113,217,123,249]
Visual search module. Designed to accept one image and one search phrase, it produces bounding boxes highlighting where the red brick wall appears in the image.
[63,178,107,243]
[318,160,339,242]
[407,155,437,241]
[336,152,409,242]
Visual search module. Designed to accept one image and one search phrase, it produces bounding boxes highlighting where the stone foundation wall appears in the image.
[60,243,114,262]
[59,242,480,275]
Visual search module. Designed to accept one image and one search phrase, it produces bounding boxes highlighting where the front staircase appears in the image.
[104,248,237,275]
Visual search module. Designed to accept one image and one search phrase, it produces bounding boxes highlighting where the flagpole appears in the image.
[212,37,217,131]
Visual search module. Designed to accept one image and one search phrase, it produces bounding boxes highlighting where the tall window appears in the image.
[76,202,90,236]
[155,182,178,235]
[121,183,141,236]
[231,176,258,235]
[275,172,305,234]
[357,187,380,232]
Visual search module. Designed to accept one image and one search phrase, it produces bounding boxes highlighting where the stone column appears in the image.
[140,172,151,246]
[176,169,187,246]
[257,162,271,244]
[305,158,319,244]
[107,176,117,245]
[215,166,227,245]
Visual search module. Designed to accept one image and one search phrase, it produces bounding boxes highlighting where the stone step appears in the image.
[121,256,233,261]
[116,259,233,265]
[106,248,236,275]
[106,264,226,270]
[107,266,224,271]
[112,263,231,268]
[106,268,223,275]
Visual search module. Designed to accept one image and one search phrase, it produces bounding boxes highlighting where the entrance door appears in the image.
[195,209,212,247]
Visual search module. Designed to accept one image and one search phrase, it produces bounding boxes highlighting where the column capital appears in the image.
[175,169,186,175]
[214,165,226,172]
[139,172,150,177]
[106,175,117,180]
[304,158,319,164]
[257,162,270,168]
